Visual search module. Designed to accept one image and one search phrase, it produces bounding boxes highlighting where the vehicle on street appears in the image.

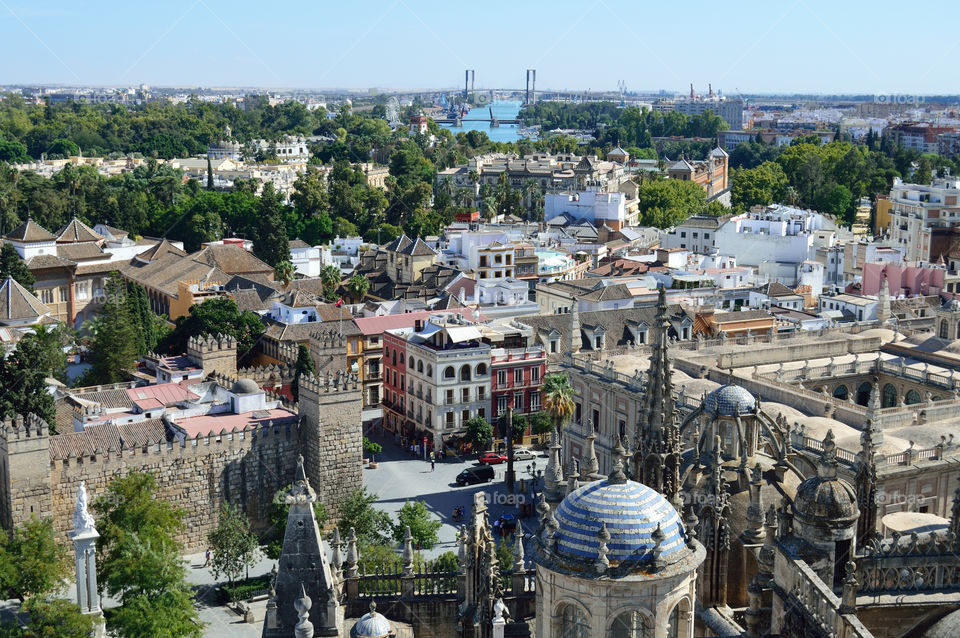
[456,465,495,486]
[512,447,535,461]
[478,452,507,465]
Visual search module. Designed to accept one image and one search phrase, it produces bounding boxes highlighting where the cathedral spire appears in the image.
[644,285,674,434]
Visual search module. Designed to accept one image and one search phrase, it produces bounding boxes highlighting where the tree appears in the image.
[92,473,202,637]
[363,436,382,461]
[108,590,203,638]
[207,504,259,588]
[499,411,527,442]
[252,182,289,267]
[163,297,264,356]
[0,517,71,601]
[393,500,442,550]
[290,344,315,402]
[730,161,789,211]
[0,243,33,290]
[635,179,707,228]
[543,374,576,437]
[465,416,494,451]
[274,260,295,288]
[0,334,57,427]
[346,273,370,302]
[125,281,158,355]
[529,411,554,436]
[19,597,97,638]
[320,264,342,301]
[264,484,328,561]
[206,156,214,191]
[337,487,392,548]
[81,273,138,384]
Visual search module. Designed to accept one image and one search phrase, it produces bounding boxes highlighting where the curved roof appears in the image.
[704,384,755,416]
[232,378,261,395]
[923,608,960,638]
[554,478,685,564]
[352,608,392,638]
[794,474,858,524]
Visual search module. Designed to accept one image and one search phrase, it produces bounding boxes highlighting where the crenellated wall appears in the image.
[0,372,363,551]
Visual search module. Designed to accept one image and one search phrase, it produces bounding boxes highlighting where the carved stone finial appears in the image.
[401,525,415,576]
[594,522,611,572]
[294,583,314,638]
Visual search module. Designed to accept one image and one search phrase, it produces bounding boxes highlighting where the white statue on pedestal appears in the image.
[73,482,96,535]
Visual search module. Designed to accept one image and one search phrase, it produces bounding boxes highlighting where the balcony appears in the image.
[367,370,381,381]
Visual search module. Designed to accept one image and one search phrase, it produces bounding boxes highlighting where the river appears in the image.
[439,100,526,143]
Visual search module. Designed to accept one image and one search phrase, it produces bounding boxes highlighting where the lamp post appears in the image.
[502,407,516,494]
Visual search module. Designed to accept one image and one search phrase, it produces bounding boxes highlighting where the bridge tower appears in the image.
[525,69,536,105]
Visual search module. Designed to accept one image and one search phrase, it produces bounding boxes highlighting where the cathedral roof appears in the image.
[554,478,685,564]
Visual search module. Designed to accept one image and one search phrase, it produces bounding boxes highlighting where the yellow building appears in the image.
[874,195,892,236]
[383,234,438,284]
[476,242,515,280]
[169,279,226,319]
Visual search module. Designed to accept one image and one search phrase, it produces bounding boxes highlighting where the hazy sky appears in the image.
[2,0,957,95]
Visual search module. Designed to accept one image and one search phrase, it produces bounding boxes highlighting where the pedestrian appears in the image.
[431,459,436,471]
[204,549,211,567]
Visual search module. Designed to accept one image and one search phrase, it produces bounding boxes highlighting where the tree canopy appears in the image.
[162,296,264,356]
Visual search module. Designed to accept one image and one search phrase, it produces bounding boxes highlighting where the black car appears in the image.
[456,465,494,486]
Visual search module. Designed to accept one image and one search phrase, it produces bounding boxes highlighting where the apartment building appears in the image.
[886,175,960,262]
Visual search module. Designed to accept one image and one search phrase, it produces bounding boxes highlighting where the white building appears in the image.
[661,216,726,254]
[886,175,960,262]
[715,205,837,268]
[818,293,878,322]
[544,189,627,228]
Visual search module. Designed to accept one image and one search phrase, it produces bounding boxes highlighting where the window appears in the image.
[462,409,470,423]
[609,611,649,638]
[427,365,432,377]
[478,407,485,419]
[480,256,488,268]
[417,360,423,373]
[680,231,686,238]
[693,232,698,238]
[460,365,471,382]
[462,388,470,402]
[444,366,455,379]
[514,392,524,411]
[497,370,507,386]
[559,604,589,638]
[514,369,524,385]
[446,389,454,405]
[704,233,710,239]
[476,363,487,376]
[495,254,502,264]
[408,356,415,369]
[497,395,508,415]
[400,353,404,364]
[530,391,541,412]
[531,367,540,383]
[592,409,600,431]
[574,402,582,424]
[446,412,454,427]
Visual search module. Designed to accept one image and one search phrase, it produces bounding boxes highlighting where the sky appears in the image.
[1,0,958,95]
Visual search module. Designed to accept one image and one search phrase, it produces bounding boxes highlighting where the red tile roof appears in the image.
[354,308,473,336]
[172,408,297,438]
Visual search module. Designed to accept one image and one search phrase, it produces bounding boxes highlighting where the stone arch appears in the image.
[882,383,898,408]
[607,609,653,638]
[665,597,692,638]
[833,384,849,401]
[905,389,922,405]
[856,381,871,406]
[556,601,591,638]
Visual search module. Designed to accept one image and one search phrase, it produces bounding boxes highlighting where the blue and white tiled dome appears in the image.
[554,478,685,564]
[704,384,755,416]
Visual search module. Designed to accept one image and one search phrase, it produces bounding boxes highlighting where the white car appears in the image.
[512,448,535,461]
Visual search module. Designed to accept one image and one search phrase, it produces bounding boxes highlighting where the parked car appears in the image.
[512,447,535,461]
[478,452,507,465]
[456,465,495,486]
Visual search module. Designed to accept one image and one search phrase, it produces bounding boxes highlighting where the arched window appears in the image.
[444,366,455,379]
[833,384,848,401]
[940,320,949,339]
[400,353,405,365]
[856,381,872,406]
[476,363,487,376]
[905,389,922,405]
[609,610,648,638]
[427,365,433,378]
[408,356,415,369]
[392,351,397,366]
[882,383,898,408]
[417,360,423,373]
[460,365,471,382]
[666,604,681,638]
[559,604,589,638]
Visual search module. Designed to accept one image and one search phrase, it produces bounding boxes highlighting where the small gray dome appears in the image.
[794,475,858,524]
[924,608,960,638]
[232,378,260,394]
[704,384,755,416]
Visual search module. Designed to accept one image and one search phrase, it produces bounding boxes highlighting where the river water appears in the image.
[439,100,525,143]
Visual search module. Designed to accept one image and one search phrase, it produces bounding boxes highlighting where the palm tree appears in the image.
[347,273,370,302]
[274,260,295,289]
[542,374,576,438]
[320,264,342,301]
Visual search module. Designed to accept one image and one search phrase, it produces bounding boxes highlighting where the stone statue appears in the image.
[73,481,96,534]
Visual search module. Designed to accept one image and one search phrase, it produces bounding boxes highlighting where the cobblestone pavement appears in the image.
[362,430,547,559]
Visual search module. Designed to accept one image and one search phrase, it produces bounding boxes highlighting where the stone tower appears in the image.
[0,414,52,530]
[567,303,581,354]
[633,285,682,510]
[297,372,362,520]
[186,333,237,377]
[307,329,348,377]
